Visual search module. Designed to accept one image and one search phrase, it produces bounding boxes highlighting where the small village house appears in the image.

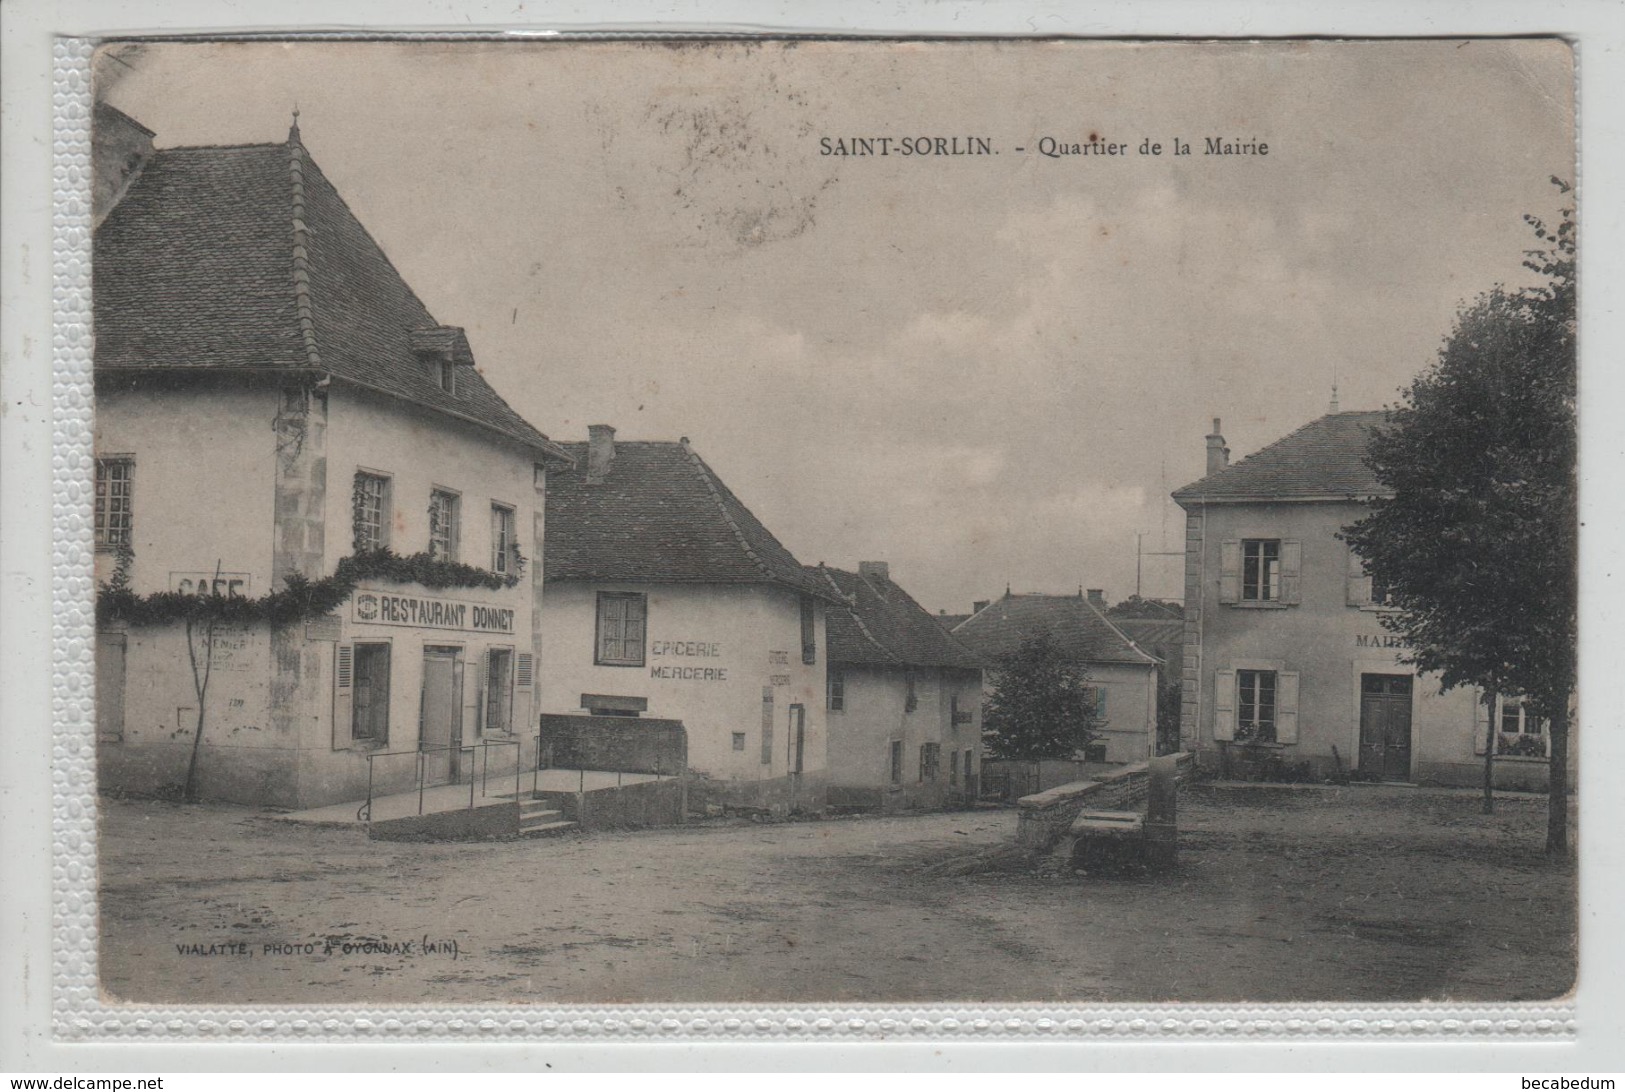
[539,426,838,813]
[92,105,568,808]
[953,590,1161,764]
[812,562,985,811]
[1173,413,1573,789]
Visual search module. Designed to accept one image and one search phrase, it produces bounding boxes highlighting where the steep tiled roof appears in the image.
[93,132,564,459]
[544,440,833,599]
[935,612,973,632]
[1171,411,1391,504]
[812,566,984,670]
[952,593,1157,666]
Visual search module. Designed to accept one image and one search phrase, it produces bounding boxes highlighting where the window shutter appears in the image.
[1213,669,1236,741]
[1219,541,1241,604]
[760,688,775,765]
[515,652,534,690]
[1276,670,1300,743]
[1346,545,1373,606]
[1095,687,1108,717]
[1279,541,1303,605]
[474,649,489,738]
[333,644,354,750]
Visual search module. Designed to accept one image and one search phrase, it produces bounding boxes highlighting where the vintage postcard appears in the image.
[64,34,1578,1033]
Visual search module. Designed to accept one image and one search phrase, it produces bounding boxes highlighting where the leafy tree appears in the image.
[1343,185,1575,854]
[983,629,1102,760]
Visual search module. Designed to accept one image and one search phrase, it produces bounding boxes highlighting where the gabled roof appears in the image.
[93,126,565,460]
[1110,617,1185,662]
[544,440,833,600]
[812,566,984,671]
[936,612,973,632]
[1171,411,1391,505]
[952,592,1158,667]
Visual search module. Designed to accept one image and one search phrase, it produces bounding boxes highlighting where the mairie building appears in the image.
[1173,412,1568,791]
[92,104,568,807]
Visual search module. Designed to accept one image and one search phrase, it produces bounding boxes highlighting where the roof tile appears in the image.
[814,566,984,670]
[1171,411,1390,503]
[953,593,1157,666]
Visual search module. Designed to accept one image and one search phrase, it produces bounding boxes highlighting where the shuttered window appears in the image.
[484,648,514,735]
[1213,666,1299,744]
[1221,539,1301,605]
[491,504,518,575]
[337,642,391,745]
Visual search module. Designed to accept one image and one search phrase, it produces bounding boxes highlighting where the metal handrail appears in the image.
[359,739,521,824]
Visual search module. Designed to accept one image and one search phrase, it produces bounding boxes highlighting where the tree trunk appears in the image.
[1482,689,1496,815]
[1546,703,1570,855]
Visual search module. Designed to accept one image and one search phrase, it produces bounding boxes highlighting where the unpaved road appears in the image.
[98,784,1574,1005]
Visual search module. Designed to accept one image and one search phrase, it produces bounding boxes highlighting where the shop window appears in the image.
[352,471,390,552]
[889,740,903,785]
[95,456,134,549]
[429,488,461,561]
[828,668,845,712]
[595,592,647,666]
[1496,696,1549,758]
[348,643,391,744]
[491,504,518,575]
[800,595,817,664]
[483,648,514,735]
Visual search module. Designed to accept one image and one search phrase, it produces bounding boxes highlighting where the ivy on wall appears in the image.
[96,547,524,629]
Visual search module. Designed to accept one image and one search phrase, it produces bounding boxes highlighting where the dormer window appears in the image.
[411,325,475,398]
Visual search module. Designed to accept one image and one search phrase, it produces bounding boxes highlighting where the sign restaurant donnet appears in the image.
[351,589,515,634]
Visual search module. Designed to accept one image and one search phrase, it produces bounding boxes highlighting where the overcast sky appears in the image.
[97,39,1574,613]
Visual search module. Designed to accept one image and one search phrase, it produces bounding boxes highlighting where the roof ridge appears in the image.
[682,443,779,585]
[286,136,323,369]
[1082,598,1159,665]
[819,566,903,665]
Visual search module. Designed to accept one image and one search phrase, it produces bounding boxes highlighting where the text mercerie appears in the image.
[649,638,728,682]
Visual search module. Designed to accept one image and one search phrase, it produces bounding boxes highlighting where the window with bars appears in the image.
[429,489,460,561]
[95,457,134,548]
[352,472,390,552]
[491,504,518,575]
[595,592,647,666]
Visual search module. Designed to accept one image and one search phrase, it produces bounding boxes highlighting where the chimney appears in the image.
[1087,589,1106,608]
[1205,417,1229,476]
[586,424,616,485]
[858,561,890,583]
[972,599,990,614]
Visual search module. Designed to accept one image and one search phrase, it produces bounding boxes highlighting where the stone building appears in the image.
[539,426,837,813]
[812,562,985,811]
[952,590,1161,765]
[1173,413,1568,790]
[92,108,567,807]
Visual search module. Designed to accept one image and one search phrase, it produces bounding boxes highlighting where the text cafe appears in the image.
[336,587,535,780]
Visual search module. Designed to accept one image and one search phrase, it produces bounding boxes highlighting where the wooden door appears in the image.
[1358,674,1413,781]
[422,647,464,780]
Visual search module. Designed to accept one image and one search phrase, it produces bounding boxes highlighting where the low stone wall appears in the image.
[369,800,519,842]
[536,714,687,776]
[689,771,828,816]
[1014,752,1193,851]
[981,758,1127,802]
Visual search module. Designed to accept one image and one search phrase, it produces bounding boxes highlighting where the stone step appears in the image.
[519,819,578,838]
[518,802,562,821]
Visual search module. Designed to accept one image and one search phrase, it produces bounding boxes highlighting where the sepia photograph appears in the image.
[80,35,1576,1012]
